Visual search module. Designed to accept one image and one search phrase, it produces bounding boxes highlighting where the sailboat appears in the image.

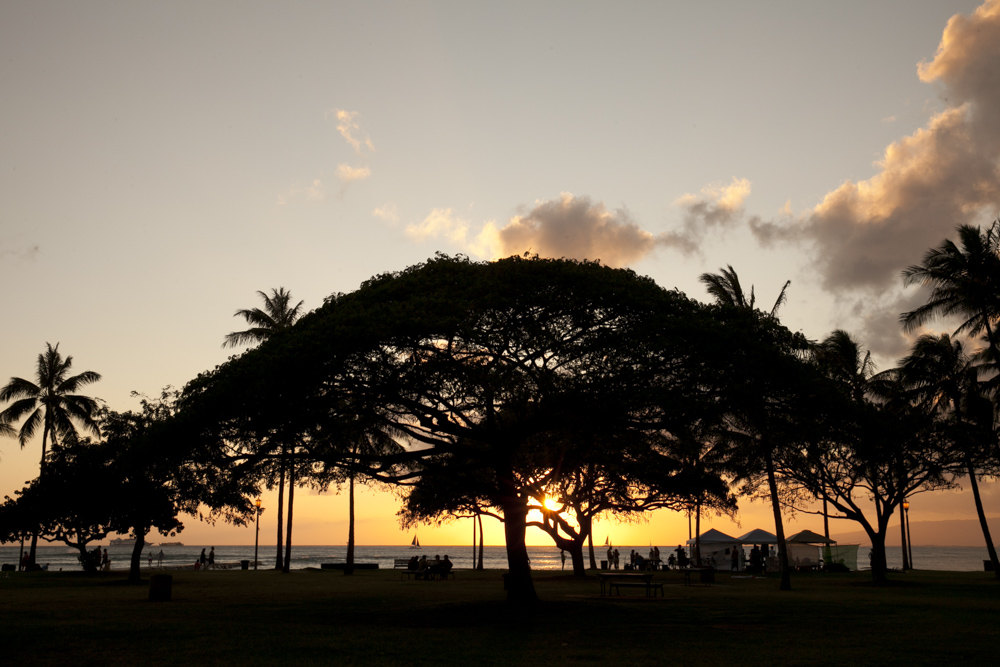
[410,535,420,548]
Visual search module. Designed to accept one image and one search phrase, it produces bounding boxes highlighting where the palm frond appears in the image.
[0,376,41,402]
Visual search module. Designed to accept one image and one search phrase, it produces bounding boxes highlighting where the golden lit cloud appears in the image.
[661,177,753,255]
[752,0,1000,294]
[335,164,371,182]
[373,203,400,223]
[493,193,655,267]
[329,108,375,156]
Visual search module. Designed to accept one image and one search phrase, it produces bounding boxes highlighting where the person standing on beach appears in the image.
[208,547,215,570]
[560,550,566,570]
[199,548,207,570]
[157,550,164,567]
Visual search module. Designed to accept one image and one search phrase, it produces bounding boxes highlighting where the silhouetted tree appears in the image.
[901,220,1000,364]
[895,333,1000,577]
[0,343,101,567]
[179,255,754,603]
[699,266,799,590]
[223,287,305,571]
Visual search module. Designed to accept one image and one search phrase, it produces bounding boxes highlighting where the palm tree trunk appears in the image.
[966,458,1000,578]
[282,451,295,574]
[345,471,355,576]
[694,499,702,565]
[764,451,792,590]
[274,446,285,570]
[899,507,910,570]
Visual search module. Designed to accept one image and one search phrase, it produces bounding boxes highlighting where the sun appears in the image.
[543,496,562,512]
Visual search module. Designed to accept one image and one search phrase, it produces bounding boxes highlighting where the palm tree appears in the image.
[901,221,1000,364]
[896,333,1000,577]
[699,265,790,318]
[700,266,794,590]
[342,424,403,575]
[223,287,305,349]
[223,287,304,571]
[0,342,101,566]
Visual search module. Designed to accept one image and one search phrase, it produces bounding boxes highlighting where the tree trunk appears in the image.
[694,499,702,565]
[587,529,597,570]
[477,513,484,571]
[128,527,148,584]
[899,506,910,571]
[869,529,889,585]
[764,452,792,590]
[344,472,355,576]
[77,543,97,574]
[966,458,1000,578]
[275,446,285,570]
[28,428,54,568]
[283,453,295,574]
[499,494,537,603]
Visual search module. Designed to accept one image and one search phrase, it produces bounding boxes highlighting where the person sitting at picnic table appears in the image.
[428,555,443,578]
[416,555,429,579]
[407,555,419,572]
[441,555,453,576]
[675,545,689,568]
[667,554,677,569]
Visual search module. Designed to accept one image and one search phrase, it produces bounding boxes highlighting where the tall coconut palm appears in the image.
[0,342,101,566]
[223,287,305,349]
[901,221,1000,364]
[699,265,790,318]
[341,423,404,575]
[896,333,1000,577]
[223,287,305,570]
[700,266,794,590]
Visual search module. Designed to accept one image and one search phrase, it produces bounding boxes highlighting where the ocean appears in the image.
[1,543,994,574]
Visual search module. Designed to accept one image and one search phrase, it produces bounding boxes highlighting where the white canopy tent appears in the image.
[785,529,858,570]
[685,529,741,571]
[737,528,778,544]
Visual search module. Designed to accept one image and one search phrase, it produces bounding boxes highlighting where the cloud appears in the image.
[335,164,371,183]
[328,108,375,156]
[277,179,327,204]
[492,193,657,268]
[406,208,500,258]
[406,187,756,267]
[663,178,753,255]
[373,203,400,223]
[751,0,1000,294]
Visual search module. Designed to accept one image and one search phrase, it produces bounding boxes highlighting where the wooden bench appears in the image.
[598,572,661,597]
[609,580,664,597]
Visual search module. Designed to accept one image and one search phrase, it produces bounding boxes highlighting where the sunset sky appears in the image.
[2,0,999,549]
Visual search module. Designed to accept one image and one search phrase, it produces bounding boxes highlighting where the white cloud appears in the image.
[751,0,1000,293]
[335,164,371,182]
[373,203,400,223]
[661,178,753,255]
[328,108,375,156]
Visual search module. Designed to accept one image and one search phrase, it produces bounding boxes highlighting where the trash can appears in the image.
[600,560,608,570]
[149,574,172,602]
[240,560,250,570]
[985,560,994,572]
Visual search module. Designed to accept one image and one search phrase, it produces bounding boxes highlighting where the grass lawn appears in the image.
[1,567,997,666]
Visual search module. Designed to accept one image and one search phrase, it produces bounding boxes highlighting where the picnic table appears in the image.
[597,571,663,597]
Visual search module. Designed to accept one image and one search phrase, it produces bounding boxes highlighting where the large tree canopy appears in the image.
[177,254,796,601]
